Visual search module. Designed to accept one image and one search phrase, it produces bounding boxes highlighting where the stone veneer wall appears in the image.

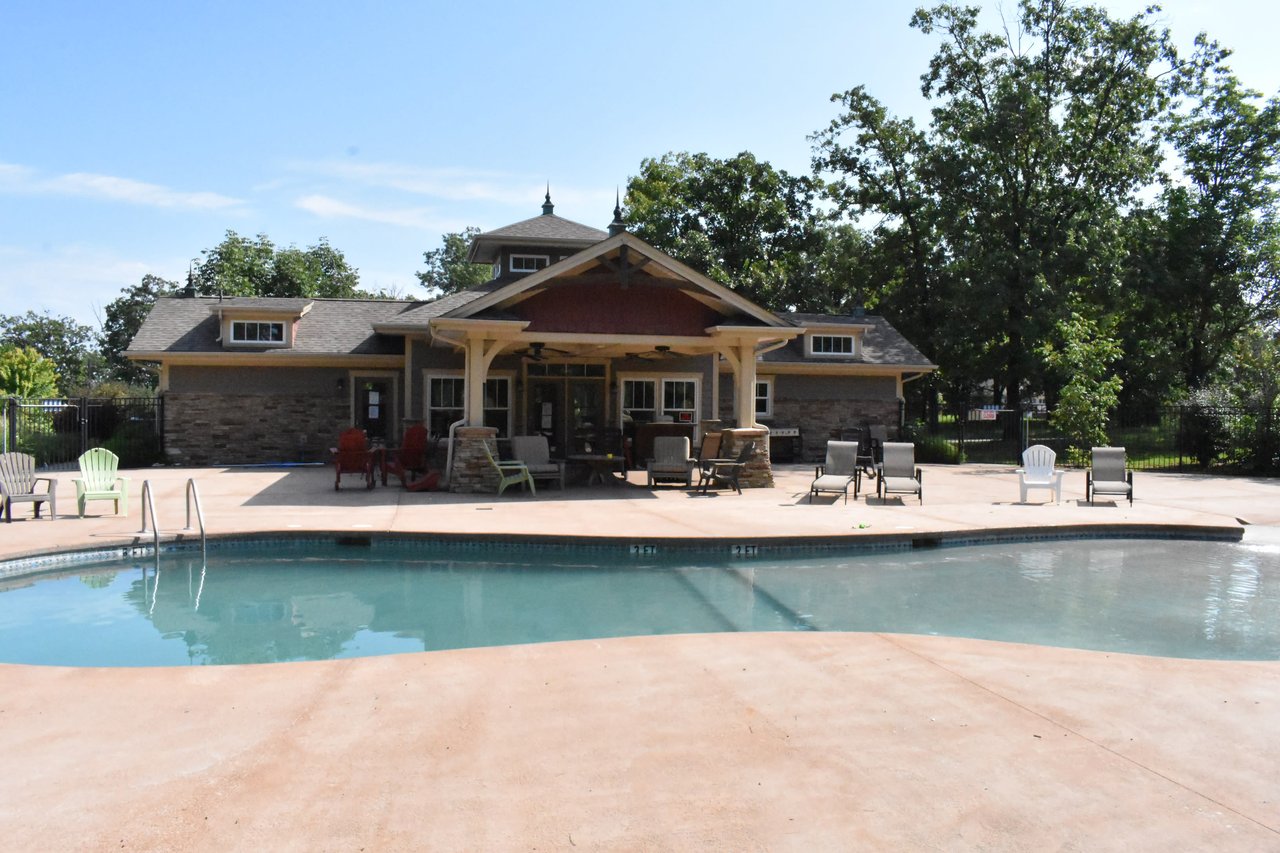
[769,398,902,463]
[450,426,501,493]
[163,392,350,466]
[717,427,773,489]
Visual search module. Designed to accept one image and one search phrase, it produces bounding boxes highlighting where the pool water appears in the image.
[0,538,1277,666]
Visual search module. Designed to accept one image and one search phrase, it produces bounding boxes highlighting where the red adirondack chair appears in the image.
[382,423,431,487]
[333,428,374,490]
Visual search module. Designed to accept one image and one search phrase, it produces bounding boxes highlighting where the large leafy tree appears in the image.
[100,274,179,388]
[1147,47,1280,391]
[0,310,98,394]
[814,0,1176,410]
[625,151,831,311]
[417,227,491,296]
[192,232,363,298]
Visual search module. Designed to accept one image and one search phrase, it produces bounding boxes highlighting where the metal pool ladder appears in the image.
[139,479,208,561]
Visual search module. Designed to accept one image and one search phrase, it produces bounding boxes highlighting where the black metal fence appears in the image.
[1,396,165,470]
[912,404,1280,474]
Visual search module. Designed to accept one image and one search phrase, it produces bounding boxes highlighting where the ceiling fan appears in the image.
[625,344,682,361]
[516,341,571,361]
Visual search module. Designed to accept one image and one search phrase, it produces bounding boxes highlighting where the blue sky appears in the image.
[2,0,1277,329]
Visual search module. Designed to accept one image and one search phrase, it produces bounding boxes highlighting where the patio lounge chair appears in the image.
[0,452,57,522]
[482,442,536,496]
[382,423,430,487]
[810,440,860,504]
[694,432,723,489]
[511,435,565,490]
[647,436,696,487]
[699,440,756,495]
[333,428,375,490]
[876,442,922,504]
[1086,446,1133,506]
[1017,444,1063,504]
[73,447,129,517]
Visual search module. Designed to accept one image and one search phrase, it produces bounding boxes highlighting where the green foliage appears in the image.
[625,151,832,311]
[100,273,178,388]
[417,227,491,295]
[0,344,60,398]
[1040,310,1124,465]
[0,310,98,393]
[814,0,1176,410]
[192,232,363,298]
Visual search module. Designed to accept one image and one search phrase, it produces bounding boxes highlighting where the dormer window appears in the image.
[810,334,855,356]
[510,254,550,274]
[231,321,285,344]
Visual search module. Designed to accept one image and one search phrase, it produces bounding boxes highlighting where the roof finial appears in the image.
[608,188,625,236]
[542,184,554,216]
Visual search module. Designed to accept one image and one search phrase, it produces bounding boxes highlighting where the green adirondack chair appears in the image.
[73,448,130,517]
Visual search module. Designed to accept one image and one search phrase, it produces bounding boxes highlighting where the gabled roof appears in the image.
[450,231,789,329]
[128,297,416,357]
[771,312,936,368]
[468,213,608,263]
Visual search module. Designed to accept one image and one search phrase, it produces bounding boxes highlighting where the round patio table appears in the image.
[567,453,626,486]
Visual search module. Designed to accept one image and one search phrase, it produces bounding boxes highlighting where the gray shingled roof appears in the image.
[771,312,935,367]
[128,297,417,356]
[479,213,608,243]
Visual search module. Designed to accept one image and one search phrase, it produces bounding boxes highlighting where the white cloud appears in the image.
[0,162,243,210]
[294,194,446,230]
[0,244,177,327]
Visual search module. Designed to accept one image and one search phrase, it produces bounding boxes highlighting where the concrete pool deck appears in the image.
[1,463,1278,849]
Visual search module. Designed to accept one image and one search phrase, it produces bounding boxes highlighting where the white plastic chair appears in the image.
[1017,444,1063,504]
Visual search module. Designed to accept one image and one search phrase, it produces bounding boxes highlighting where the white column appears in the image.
[464,336,505,425]
[734,341,757,429]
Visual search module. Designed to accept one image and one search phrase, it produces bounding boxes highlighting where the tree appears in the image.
[192,232,363,298]
[625,151,829,311]
[416,227,491,296]
[100,274,179,388]
[1149,46,1280,391]
[0,345,59,398]
[0,310,97,394]
[814,1,1177,411]
[1039,307,1124,465]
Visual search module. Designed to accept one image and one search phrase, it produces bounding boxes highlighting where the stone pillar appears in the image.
[719,427,773,489]
[450,426,500,493]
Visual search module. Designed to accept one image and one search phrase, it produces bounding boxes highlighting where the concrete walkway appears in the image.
[1,463,1278,850]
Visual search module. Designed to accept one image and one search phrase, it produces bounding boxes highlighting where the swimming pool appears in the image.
[1,537,1276,666]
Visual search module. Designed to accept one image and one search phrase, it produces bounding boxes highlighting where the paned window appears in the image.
[622,379,656,424]
[810,335,854,355]
[425,376,511,437]
[755,379,773,418]
[662,379,698,423]
[509,254,550,273]
[230,321,285,344]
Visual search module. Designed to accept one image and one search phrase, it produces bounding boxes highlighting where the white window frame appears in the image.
[509,254,550,274]
[617,372,701,425]
[754,377,774,420]
[228,319,288,347]
[806,333,859,358]
[423,371,513,437]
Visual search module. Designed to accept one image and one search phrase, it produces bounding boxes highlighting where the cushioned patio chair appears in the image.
[73,447,129,517]
[333,428,374,490]
[647,436,696,487]
[510,435,565,490]
[381,423,430,487]
[1017,444,1063,504]
[482,442,536,496]
[699,440,756,495]
[1086,446,1133,506]
[810,440,860,504]
[876,442,922,504]
[0,452,57,522]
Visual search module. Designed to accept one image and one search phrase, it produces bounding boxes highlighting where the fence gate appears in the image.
[2,396,164,471]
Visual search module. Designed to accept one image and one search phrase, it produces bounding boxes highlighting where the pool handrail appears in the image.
[139,479,159,556]
[184,478,207,562]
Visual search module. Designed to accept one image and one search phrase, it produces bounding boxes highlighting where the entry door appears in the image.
[527,379,564,454]
[526,376,606,455]
[355,377,393,442]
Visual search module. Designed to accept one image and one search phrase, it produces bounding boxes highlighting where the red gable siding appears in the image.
[517,280,722,336]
